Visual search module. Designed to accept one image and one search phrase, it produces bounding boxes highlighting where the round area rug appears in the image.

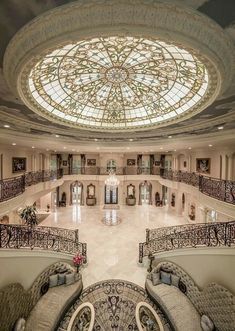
[58,279,171,331]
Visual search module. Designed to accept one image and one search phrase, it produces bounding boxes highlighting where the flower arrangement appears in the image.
[73,253,85,273]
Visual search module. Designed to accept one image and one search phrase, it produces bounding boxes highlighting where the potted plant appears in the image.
[20,205,38,227]
[73,253,85,273]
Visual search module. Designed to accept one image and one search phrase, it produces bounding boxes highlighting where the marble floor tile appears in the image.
[41,205,186,288]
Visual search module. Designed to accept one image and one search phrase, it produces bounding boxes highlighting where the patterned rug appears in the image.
[58,279,171,331]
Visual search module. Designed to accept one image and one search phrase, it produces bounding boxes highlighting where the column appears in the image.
[198,206,208,223]
[221,154,228,180]
[175,192,183,216]
[188,154,192,172]
[227,154,234,180]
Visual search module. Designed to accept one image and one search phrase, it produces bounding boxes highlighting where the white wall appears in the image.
[0,146,50,179]
[0,250,72,290]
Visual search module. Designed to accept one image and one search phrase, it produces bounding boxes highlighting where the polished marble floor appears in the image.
[41,205,185,288]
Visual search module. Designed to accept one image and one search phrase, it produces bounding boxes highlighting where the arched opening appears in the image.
[171,193,175,207]
[189,203,196,221]
[182,193,185,211]
[139,181,152,205]
[162,185,168,205]
[70,181,84,205]
[105,185,118,204]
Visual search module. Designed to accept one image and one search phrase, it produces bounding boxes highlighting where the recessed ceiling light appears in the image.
[63,147,67,149]
[129,138,134,142]
[4,124,10,128]
[55,134,60,137]
[94,138,98,141]
[96,147,100,150]
[168,136,172,138]
[72,149,75,152]
[32,146,35,149]
[12,143,16,146]
[188,147,192,150]
[160,147,163,150]
[174,149,177,152]
[166,151,169,153]
[126,147,130,150]
[218,126,224,130]
[208,144,213,147]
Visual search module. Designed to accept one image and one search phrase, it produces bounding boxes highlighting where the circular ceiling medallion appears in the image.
[4,0,234,133]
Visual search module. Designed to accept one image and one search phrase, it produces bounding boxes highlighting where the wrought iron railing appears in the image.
[64,166,160,176]
[0,167,234,205]
[0,175,25,202]
[162,169,235,204]
[0,169,63,202]
[139,221,235,263]
[0,224,87,263]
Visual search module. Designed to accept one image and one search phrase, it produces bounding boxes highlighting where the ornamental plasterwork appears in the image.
[3,0,234,132]
[27,36,209,130]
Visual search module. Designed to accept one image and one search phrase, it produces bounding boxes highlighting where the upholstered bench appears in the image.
[145,261,235,331]
[25,279,83,331]
[145,279,202,331]
[0,262,83,331]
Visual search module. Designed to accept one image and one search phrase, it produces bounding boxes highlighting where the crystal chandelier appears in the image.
[105,170,120,188]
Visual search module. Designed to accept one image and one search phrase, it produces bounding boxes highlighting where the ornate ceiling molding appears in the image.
[0,106,234,143]
[3,0,235,132]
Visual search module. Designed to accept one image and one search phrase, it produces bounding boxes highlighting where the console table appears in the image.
[86,197,96,206]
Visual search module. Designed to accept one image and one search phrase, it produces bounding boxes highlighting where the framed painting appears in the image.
[154,161,161,166]
[62,160,68,166]
[12,157,26,173]
[127,159,136,166]
[87,159,96,166]
[196,158,211,174]
[183,161,187,168]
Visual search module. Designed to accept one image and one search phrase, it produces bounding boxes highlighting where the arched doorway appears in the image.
[105,185,118,204]
[139,181,152,205]
[70,181,84,205]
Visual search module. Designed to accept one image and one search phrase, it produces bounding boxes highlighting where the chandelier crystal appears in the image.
[105,170,120,188]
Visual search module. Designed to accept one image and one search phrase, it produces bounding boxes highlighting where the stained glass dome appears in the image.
[27,36,209,131]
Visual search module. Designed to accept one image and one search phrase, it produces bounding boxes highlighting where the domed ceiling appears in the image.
[0,0,235,146]
[27,36,210,131]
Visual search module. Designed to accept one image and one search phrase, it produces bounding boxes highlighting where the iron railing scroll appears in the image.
[139,221,235,264]
[0,224,87,263]
[0,167,234,204]
[0,169,63,202]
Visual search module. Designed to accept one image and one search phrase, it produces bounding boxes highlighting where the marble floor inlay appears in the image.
[58,279,172,331]
[41,205,185,288]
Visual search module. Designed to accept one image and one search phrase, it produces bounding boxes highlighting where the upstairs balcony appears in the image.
[0,167,234,206]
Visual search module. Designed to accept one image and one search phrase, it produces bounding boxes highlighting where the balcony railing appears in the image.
[162,169,234,204]
[0,167,234,205]
[139,220,235,264]
[0,169,63,202]
[0,224,87,263]
[63,166,159,176]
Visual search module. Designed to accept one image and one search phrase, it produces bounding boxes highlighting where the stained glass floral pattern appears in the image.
[28,36,209,130]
